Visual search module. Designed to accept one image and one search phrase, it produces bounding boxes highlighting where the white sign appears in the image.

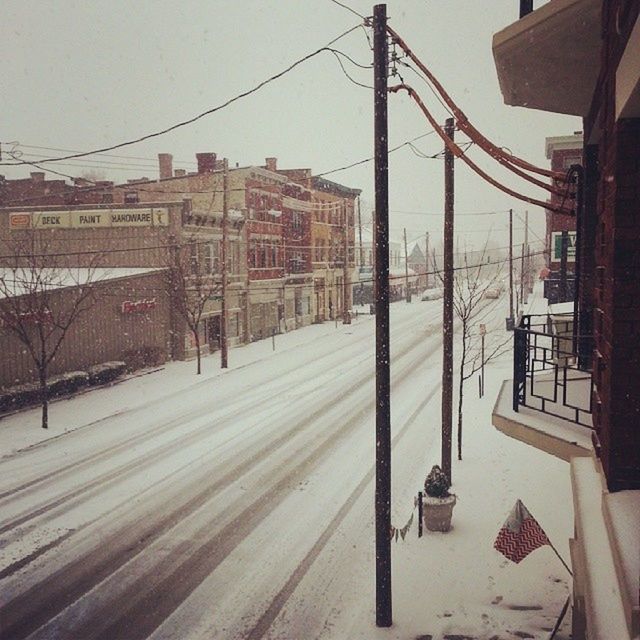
[9,208,169,230]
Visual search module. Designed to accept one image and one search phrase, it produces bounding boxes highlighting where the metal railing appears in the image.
[513,313,594,428]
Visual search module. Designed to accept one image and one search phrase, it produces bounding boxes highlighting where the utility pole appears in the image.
[357,196,364,269]
[282,233,287,332]
[479,323,486,398]
[520,242,525,308]
[559,229,569,302]
[221,158,229,369]
[343,199,351,324]
[524,209,531,295]
[373,3,392,628]
[508,208,514,328]
[442,117,455,483]
[403,227,411,302]
[425,230,429,290]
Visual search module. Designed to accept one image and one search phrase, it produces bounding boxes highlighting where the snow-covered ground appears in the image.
[0,293,573,639]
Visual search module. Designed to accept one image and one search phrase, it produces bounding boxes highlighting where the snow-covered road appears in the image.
[0,299,478,639]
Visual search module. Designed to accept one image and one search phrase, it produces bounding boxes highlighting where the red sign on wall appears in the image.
[121,298,156,314]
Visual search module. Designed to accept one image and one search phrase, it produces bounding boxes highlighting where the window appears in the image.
[292,211,303,233]
[189,242,199,275]
[124,191,139,204]
[202,241,221,274]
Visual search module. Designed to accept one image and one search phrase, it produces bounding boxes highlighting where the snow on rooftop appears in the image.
[0,267,163,299]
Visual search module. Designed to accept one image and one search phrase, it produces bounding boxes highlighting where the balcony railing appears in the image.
[513,313,593,428]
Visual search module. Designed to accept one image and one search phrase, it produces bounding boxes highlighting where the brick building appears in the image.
[544,133,582,269]
[0,151,361,381]
[492,1,639,638]
[0,267,171,388]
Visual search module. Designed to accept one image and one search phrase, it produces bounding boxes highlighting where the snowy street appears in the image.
[0,297,571,640]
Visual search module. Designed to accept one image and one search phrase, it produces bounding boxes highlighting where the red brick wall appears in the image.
[0,271,172,388]
[587,0,640,491]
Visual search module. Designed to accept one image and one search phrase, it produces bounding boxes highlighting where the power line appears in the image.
[1,130,440,206]
[327,0,367,20]
[4,143,198,167]
[389,82,572,215]
[0,24,362,167]
[0,251,544,299]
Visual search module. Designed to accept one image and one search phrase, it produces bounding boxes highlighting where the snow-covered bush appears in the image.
[48,371,89,397]
[424,464,451,498]
[87,361,126,385]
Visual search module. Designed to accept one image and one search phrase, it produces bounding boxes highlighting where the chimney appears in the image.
[196,152,217,174]
[265,157,277,172]
[158,153,173,180]
[30,172,45,182]
[174,169,187,177]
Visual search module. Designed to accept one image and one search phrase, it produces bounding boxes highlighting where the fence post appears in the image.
[512,317,527,412]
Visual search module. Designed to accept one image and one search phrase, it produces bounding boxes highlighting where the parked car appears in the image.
[483,287,500,299]
[421,288,444,301]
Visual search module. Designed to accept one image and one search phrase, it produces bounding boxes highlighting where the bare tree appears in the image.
[167,236,221,375]
[0,232,102,429]
[433,243,511,460]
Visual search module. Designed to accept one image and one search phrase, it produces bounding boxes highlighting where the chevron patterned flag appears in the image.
[494,500,550,563]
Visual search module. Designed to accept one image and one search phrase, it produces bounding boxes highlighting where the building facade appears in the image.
[0,151,361,383]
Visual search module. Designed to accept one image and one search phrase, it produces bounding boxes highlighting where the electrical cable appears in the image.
[0,24,362,167]
[328,50,373,89]
[327,0,367,21]
[4,143,198,167]
[0,250,544,298]
[396,57,566,196]
[386,24,569,183]
[0,130,439,206]
[388,82,573,215]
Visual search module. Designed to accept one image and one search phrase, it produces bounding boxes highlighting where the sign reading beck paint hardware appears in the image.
[8,208,169,230]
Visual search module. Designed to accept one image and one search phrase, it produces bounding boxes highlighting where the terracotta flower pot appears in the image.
[423,494,456,532]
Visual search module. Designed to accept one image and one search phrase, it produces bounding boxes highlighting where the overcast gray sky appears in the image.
[2,0,580,253]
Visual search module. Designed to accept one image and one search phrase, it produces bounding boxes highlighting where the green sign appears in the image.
[552,231,576,262]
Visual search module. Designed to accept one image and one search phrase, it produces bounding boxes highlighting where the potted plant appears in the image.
[423,465,456,532]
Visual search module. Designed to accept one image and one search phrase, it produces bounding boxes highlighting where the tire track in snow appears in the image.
[0,305,435,529]
[0,308,440,639]
[59,324,444,640]
[245,379,441,640]
[0,303,437,502]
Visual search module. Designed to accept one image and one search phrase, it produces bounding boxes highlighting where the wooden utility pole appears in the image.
[559,230,569,302]
[343,199,351,324]
[403,227,411,302]
[508,208,514,326]
[357,196,364,268]
[524,209,531,295]
[520,242,525,308]
[282,234,287,332]
[221,158,229,369]
[480,323,486,398]
[441,117,455,483]
[373,3,392,628]
[425,230,429,290]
